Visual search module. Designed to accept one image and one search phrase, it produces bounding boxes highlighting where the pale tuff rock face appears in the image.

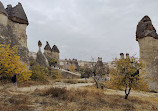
[60,59,80,71]
[36,40,49,67]
[36,51,49,67]
[44,41,52,62]
[95,57,104,74]
[0,1,8,16]
[136,16,158,92]
[51,45,60,64]
[0,1,29,64]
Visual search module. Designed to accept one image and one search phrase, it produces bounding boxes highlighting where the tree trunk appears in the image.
[95,81,99,88]
[124,94,129,99]
[124,85,132,99]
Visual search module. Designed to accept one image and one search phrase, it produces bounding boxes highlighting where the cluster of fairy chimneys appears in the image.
[38,40,60,53]
[98,57,102,62]
[120,53,129,60]
[0,1,28,25]
[65,58,78,62]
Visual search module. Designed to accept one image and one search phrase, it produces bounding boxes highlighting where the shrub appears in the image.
[30,64,48,82]
[40,87,104,102]
[62,79,78,84]
[49,70,61,79]
[62,79,88,84]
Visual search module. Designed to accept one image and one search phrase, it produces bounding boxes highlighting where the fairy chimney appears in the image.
[136,15,158,92]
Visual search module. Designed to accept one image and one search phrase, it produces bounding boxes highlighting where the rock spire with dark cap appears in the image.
[96,57,103,67]
[0,1,7,16]
[38,40,42,51]
[52,45,60,53]
[44,41,51,51]
[6,2,29,25]
[136,15,158,41]
[38,40,42,47]
[120,53,124,59]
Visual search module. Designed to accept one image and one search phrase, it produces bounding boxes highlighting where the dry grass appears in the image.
[54,79,88,84]
[60,71,80,79]
[17,80,49,87]
[0,91,31,111]
[0,86,157,111]
[34,87,157,111]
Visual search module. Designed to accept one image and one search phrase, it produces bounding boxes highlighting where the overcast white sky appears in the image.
[2,0,158,62]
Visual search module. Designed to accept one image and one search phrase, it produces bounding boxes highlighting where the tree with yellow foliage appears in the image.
[110,56,148,99]
[0,45,32,82]
[69,65,75,72]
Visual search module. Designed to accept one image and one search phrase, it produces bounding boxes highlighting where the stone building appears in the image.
[136,15,158,92]
[0,2,29,63]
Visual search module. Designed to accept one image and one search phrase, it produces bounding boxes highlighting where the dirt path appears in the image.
[12,82,94,92]
[105,89,158,98]
[105,88,158,108]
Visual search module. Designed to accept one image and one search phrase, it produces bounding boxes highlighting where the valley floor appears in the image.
[0,80,157,111]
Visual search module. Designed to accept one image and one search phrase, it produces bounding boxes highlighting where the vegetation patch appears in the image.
[36,87,157,111]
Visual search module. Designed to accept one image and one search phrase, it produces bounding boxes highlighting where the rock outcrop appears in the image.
[6,3,29,25]
[136,15,158,41]
[0,1,29,64]
[36,51,49,67]
[44,41,52,62]
[0,1,7,16]
[0,1,60,68]
[44,41,60,65]
[36,41,49,67]
[136,15,158,92]
[95,57,105,75]
[51,45,60,64]
[60,59,80,71]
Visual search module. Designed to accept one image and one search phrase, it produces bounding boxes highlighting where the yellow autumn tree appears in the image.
[69,65,75,72]
[110,56,148,99]
[0,44,32,82]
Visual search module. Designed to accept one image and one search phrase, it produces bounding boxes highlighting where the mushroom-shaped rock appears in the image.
[44,41,51,51]
[0,1,7,16]
[6,2,29,25]
[96,57,103,67]
[136,15,158,41]
[52,45,60,53]
[38,40,42,47]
